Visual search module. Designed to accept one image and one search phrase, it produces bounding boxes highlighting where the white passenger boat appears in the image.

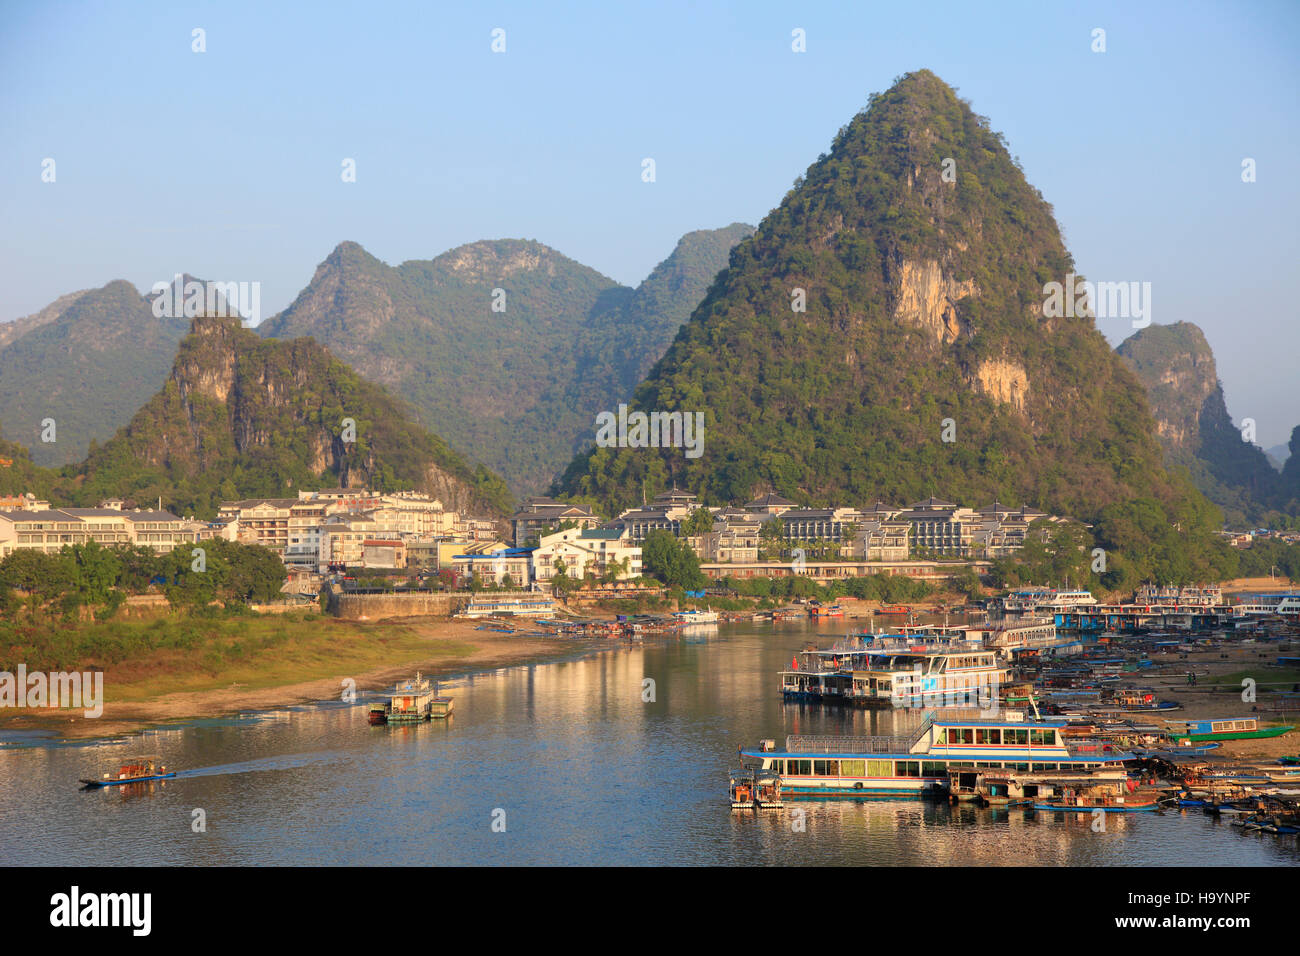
[674,609,720,625]
[738,711,1133,799]
[780,647,1007,709]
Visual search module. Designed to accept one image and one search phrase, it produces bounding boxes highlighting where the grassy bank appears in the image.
[0,610,573,737]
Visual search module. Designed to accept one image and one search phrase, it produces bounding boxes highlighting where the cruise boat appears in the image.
[1002,588,1052,613]
[738,712,1133,799]
[1231,593,1300,619]
[460,595,557,618]
[1033,590,1099,612]
[1134,584,1224,609]
[1003,588,1097,613]
[780,646,1008,709]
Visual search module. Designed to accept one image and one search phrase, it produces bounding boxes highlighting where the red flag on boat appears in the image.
[791,657,798,670]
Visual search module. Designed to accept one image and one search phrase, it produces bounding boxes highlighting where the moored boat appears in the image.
[737,711,1133,800]
[729,769,756,810]
[369,672,453,724]
[1033,792,1161,812]
[1165,717,1294,743]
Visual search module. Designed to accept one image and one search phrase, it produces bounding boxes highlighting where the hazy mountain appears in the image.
[1265,443,1290,472]
[258,226,752,494]
[0,281,189,466]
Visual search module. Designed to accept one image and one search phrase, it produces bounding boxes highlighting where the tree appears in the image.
[682,507,716,538]
[642,530,707,590]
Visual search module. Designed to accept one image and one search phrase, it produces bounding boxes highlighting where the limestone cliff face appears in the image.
[1117,322,1217,452]
[445,241,559,280]
[892,259,978,345]
[1117,321,1284,523]
[972,358,1029,412]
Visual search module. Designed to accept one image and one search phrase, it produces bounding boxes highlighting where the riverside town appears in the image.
[2,3,1296,917]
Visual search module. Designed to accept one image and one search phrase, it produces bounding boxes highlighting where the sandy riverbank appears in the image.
[0,618,582,741]
[1136,641,1300,759]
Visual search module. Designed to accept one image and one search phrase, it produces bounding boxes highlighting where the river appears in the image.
[1,620,1296,866]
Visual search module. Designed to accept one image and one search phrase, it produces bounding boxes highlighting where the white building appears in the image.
[531,527,642,585]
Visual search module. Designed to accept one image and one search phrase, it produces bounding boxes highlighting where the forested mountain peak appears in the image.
[556,70,1232,583]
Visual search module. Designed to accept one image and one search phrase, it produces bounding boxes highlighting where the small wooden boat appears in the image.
[1034,790,1161,812]
[80,757,175,788]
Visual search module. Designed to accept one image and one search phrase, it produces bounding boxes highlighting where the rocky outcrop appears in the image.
[1117,321,1285,523]
[972,358,1029,412]
[892,259,978,344]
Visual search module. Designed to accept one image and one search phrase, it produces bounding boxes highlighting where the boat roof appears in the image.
[932,718,1066,728]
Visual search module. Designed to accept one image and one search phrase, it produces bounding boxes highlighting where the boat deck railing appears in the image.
[785,733,918,754]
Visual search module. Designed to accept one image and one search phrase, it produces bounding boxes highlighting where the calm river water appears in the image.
[1,621,1296,866]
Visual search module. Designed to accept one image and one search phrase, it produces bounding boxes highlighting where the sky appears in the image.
[1,0,1297,446]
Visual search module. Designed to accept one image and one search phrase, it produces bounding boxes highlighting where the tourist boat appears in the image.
[809,603,845,618]
[780,646,1008,709]
[878,604,912,615]
[1135,584,1225,609]
[1165,717,1294,743]
[737,712,1133,799]
[1002,589,1052,613]
[952,766,1129,807]
[674,609,719,625]
[753,770,783,809]
[80,757,175,788]
[368,672,453,724]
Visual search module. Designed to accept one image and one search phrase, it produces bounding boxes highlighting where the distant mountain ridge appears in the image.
[258,225,753,494]
[0,281,190,465]
[1117,321,1299,524]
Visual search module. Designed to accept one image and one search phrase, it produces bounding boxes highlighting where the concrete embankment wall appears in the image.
[332,591,464,620]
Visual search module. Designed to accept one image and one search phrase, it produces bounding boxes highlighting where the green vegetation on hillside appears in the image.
[557,70,1234,584]
[2,315,512,519]
[0,539,287,630]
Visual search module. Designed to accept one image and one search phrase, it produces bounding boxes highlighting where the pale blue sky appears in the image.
[2,0,1297,445]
